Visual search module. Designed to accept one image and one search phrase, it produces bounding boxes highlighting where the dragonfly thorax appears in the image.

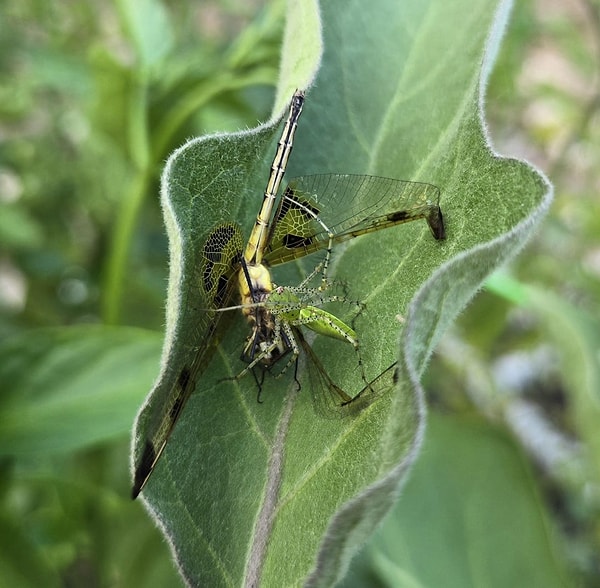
[238,263,273,315]
[238,261,294,368]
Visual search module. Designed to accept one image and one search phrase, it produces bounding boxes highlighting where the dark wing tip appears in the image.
[427,206,446,240]
[131,440,158,500]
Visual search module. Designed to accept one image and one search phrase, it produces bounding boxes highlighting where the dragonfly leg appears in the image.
[231,314,300,382]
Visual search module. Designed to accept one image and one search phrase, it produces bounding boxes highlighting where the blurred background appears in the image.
[0,0,598,586]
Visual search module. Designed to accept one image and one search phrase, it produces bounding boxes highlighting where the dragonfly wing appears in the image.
[132,223,243,498]
[295,328,397,419]
[264,174,444,266]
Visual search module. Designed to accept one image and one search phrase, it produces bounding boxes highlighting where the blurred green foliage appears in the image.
[0,0,282,334]
[0,0,281,586]
[0,0,599,586]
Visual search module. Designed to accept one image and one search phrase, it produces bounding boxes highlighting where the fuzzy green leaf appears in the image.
[131,0,551,586]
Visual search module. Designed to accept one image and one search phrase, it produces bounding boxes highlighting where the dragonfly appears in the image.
[131,90,446,498]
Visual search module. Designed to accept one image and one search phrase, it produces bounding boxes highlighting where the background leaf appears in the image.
[0,326,161,456]
[487,273,600,486]
[341,414,570,588]
[133,0,551,586]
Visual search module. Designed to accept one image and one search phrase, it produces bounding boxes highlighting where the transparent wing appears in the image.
[132,223,243,498]
[295,328,397,419]
[264,174,445,266]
